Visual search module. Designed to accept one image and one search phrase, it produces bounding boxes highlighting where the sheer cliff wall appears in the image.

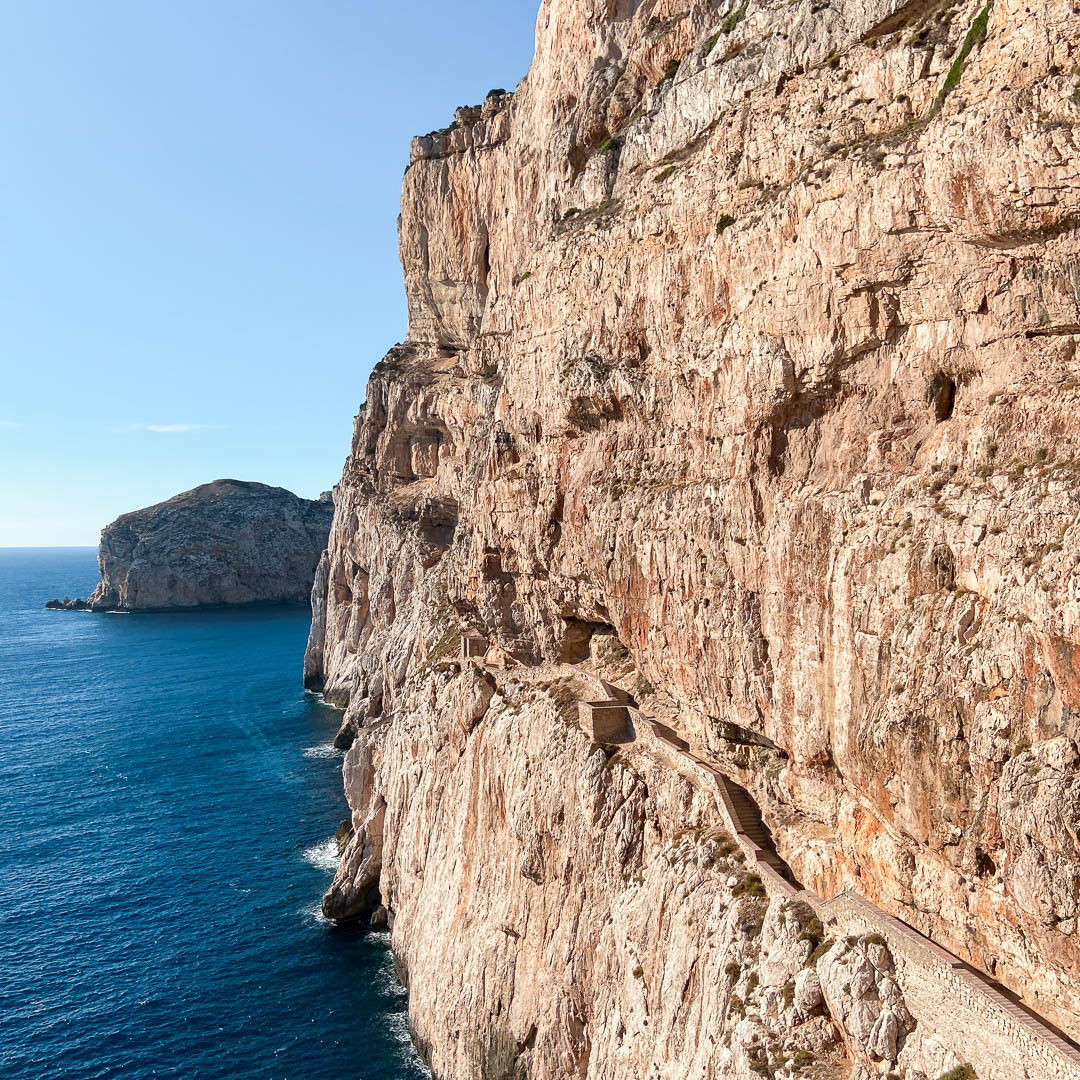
[306,0,1080,1075]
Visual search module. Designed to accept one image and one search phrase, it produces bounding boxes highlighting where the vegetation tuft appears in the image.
[657,58,681,86]
[805,938,835,968]
[930,2,993,117]
[937,1067,976,1080]
[732,873,766,899]
[722,0,749,33]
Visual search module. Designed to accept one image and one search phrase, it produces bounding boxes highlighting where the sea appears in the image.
[0,547,426,1080]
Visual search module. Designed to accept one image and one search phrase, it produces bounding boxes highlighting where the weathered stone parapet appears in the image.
[461,633,488,660]
[579,699,633,743]
[628,702,1080,1079]
[824,892,1080,1080]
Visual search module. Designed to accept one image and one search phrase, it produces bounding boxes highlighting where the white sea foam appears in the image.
[302,837,340,872]
[302,743,344,760]
[385,1011,428,1073]
[386,1012,414,1045]
[299,901,333,927]
[305,689,344,710]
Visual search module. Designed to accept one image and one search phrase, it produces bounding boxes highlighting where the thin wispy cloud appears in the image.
[111,422,226,434]
[0,420,26,428]
[143,423,219,433]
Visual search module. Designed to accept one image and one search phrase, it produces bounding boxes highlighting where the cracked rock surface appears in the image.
[307,0,1080,1073]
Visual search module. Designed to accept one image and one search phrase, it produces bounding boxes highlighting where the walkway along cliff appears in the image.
[305,0,1080,1076]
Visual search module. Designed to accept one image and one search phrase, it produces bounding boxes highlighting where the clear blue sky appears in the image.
[0,1,538,546]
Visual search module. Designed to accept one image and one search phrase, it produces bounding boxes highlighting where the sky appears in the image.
[0,1,539,546]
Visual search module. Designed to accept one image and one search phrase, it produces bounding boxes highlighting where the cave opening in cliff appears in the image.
[559,618,616,664]
[932,373,957,422]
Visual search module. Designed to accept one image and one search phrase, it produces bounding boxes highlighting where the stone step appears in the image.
[650,712,1080,1064]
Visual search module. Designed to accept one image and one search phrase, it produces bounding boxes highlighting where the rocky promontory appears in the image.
[50,479,333,612]
[305,0,1080,1076]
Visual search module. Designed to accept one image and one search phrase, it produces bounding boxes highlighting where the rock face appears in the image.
[307,0,1080,1076]
[60,480,333,611]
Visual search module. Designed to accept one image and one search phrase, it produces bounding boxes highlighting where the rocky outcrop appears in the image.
[308,0,1080,1075]
[45,597,89,610]
[53,480,333,611]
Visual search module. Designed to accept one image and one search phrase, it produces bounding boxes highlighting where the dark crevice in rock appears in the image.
[931,373,957,422]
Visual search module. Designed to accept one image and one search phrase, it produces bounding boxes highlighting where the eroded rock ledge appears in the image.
[51,479,333,612]
[308,0,1080,1076]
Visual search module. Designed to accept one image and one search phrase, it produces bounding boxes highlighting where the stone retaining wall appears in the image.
[825,893,1080,1080]
[622,705,1080,1080]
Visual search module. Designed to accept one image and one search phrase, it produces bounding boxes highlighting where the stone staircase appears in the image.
[719,773,772,849]
[714,773,801,888]
[576,669,1080,1075]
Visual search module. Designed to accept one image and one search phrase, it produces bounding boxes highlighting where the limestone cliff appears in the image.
[56,480,333,611]
[308,0,1080,1076]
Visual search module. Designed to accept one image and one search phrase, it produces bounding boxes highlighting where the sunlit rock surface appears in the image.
[307,0,1080,1074]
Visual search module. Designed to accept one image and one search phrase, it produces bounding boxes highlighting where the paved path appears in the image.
[581,671,1080,1070]
[471,656,1080,1071]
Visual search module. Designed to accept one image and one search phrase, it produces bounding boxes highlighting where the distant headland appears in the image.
[47,479,333,612]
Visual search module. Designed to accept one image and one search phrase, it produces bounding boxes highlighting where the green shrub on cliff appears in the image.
[732,873,766,899]
[938,1066,976,1080]
[722,0,749,33]
[930,2,993,117]
[805,938,835,967]
[657,58,680,85]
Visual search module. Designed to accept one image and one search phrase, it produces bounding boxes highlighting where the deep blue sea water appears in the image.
[0,548,425,1080]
